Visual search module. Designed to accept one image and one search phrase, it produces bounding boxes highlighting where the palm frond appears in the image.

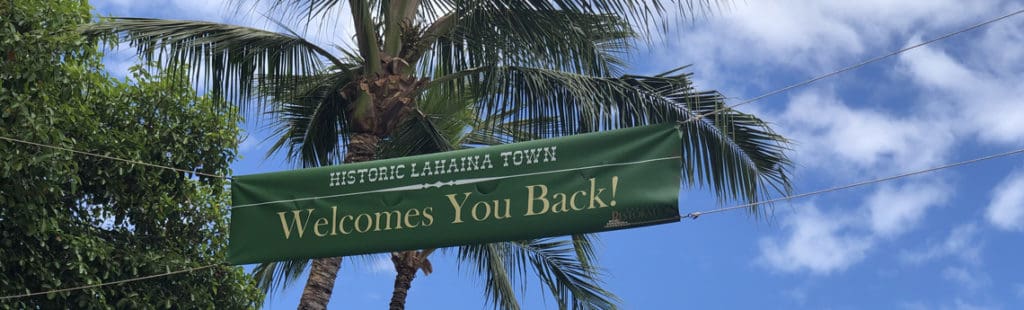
[456,236,613,310]
[439,1,717,41]
[419,8,633,78]
[253,259,310,297]
[379,84,563,157]
[81,18,341,111]
[375,108,458,159]
[433,65,791,207]
[252,253,390,298]
[231,0,346,22]
[375,82,475,158]
[263,67,360,166]
[460,111,561,146]
[232,0,719,37]
[511,238,619,310]
[457,243,522,310]
[569,234,600,277]
[676,91,793,208]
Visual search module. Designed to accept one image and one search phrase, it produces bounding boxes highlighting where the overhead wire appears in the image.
[680,7,1024,124]
[685,147,1024,219]
[0,136,230,180]
[0,264,222,301]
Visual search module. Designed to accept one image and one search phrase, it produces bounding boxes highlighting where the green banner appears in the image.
[228,123,683,265]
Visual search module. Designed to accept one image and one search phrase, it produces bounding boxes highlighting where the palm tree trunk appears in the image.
[388,252,419,310]
[298,257,342,310]
[296,41,422,307]
[297,132,380,309]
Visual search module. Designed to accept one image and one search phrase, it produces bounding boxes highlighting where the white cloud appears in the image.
[758,205,873,274]
[901,223,982,266]
[986,168,1024,231]
[759,182,958,274]
[942,266,989,291]
[899,39,981,91]
[93,0,231,21]
[866,182,950,236]
[899,32,1024,145]
[973,15,1024,76]
[92,0,357,49]
[773,90,954,174]
[169,0,230,21]
[648,0,1001,92]
[647,0,1024,156]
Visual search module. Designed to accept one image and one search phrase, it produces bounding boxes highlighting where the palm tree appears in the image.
[83,0,793,309]
[254,90,617,309]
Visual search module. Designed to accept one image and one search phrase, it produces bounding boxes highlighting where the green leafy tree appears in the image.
[0,0,262,308]
[84,0,793,309]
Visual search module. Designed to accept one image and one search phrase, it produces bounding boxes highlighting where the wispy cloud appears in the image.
[901,223,983,266]
[757,180,953,274]
[942,266,990,291]
[898,35,1024,145]
[644,0,1001,93]
[769,90,955,176]
[758,204,873,274]
[986,168,1024,231]
[92,0,359,75]
[867,182,951,237]
[93,0,231,21]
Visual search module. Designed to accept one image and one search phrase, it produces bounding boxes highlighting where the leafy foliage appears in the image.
[0,1,261,308]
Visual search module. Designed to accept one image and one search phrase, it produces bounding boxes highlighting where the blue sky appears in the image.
[90,1,1024,309]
